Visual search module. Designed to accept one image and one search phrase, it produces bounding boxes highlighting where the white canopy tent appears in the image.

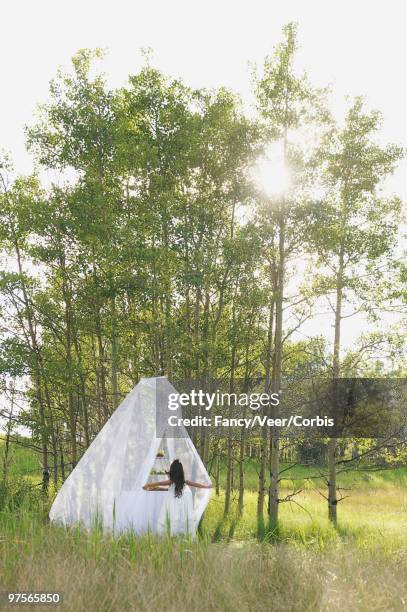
[49,377,212,533]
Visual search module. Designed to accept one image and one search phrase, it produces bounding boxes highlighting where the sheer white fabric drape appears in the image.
[49,377,212,534]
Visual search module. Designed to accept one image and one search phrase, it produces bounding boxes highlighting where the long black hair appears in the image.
[169,459,185,497]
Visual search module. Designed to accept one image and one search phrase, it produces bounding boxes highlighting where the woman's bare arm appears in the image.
[185,480,213,489]
[143,479,171,490]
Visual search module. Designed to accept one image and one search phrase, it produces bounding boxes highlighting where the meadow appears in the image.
[1,16,406,610]
[0,444,406,610]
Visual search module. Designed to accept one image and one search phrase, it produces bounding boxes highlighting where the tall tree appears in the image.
[253,22,328,526]
[308,96,403,523]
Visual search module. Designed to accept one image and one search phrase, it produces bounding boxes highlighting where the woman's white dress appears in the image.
[157,483,196,537]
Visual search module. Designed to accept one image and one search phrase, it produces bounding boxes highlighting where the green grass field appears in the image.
[1,443,406,610]
[2,440,41,479]
[0,500,406,611]
[216,457,407,491]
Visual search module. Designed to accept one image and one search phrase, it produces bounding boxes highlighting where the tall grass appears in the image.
[1,449,406,610]
[0,503,406,611]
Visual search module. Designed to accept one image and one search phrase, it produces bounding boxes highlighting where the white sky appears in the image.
[1,0,406,354]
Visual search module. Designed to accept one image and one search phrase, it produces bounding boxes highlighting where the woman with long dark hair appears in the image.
[143,459,212,536]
